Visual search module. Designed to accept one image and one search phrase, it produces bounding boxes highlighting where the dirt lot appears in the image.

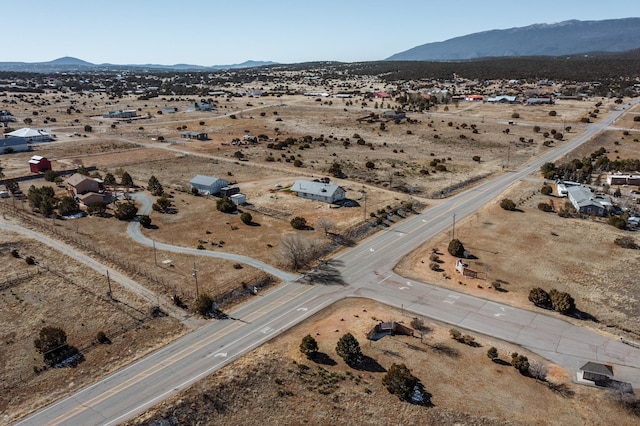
[127,299,637,426]
[0,226,185,422]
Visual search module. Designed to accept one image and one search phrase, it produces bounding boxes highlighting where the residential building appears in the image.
[0,137,31,153]
[566,186,611,216]
[102,110,137,119]
[65,173,104,206]
[66,173,100,197]
[189,175,229,195]
[5,128,53,142]
[180,131,208,141]
[290,179,346,204]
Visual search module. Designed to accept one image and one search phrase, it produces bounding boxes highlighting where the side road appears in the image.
[0,220,203,329]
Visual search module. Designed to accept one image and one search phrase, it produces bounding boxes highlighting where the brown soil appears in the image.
[126,299,637,426]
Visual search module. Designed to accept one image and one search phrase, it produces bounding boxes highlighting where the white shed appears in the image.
[230,193,246,205]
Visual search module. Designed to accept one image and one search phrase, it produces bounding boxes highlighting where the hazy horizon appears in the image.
[4,0,634,65]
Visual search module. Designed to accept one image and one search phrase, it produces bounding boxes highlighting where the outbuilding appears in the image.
[578,362,614,385]
[29,155,51,173]
[189,175,229,196]
[230,193,246,205]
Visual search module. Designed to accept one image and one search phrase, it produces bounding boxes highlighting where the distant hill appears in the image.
[386,18,640,61]
[0,58,277,73]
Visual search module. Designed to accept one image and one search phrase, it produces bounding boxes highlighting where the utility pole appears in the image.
[362,187,367,221]
[506,143,511,169]
[451,213,456,240]
[153,240,157,266]
[192,262,199,299]
[106,270,112,299]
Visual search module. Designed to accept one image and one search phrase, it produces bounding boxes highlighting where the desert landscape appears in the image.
[1,64,640,424]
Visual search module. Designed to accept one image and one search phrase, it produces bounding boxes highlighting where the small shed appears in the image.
[367,321,413,341]
[189,175,229,196]
[578,362,614,385]
[230,193,246,206]
[29,155,51,173]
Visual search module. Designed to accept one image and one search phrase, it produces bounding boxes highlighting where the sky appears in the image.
[5,1,637,65]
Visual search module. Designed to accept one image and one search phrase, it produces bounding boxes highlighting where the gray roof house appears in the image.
[189,175,229,196]
[578,362,614,385]
[0,136,31,154]
[290,179,346,204]
[566,186,611,216]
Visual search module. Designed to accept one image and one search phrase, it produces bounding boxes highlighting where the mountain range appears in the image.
[0,57,277,73]
[1,18,639,72]
[386,18,640,61]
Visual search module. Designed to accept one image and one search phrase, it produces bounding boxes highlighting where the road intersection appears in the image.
[14,100,640,425]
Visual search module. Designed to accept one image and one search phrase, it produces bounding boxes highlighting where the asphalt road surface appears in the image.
[14,100,640,425]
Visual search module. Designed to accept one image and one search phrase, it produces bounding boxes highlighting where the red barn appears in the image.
[29,155,51,173]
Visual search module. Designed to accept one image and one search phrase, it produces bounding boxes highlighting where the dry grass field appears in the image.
[1,88,639,422]
[0,227,185,422]
[126,299,638,426]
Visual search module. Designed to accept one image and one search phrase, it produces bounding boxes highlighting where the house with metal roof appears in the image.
[0,136,31,153]
[290,179,346,204]
[566,186,611,216]
[5,127,52,142]
[189,175,229,195]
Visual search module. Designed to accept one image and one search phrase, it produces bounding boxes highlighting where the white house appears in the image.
[290,179,346,204]
[189,175,229,196]
[5,128,52,142]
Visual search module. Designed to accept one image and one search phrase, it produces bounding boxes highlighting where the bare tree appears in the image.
[410,317,432,342]
[528,360,548,381]
[280,234,312,271]
[316,217,336,236]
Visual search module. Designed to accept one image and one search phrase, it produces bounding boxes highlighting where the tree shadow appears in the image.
[572,309,599,323]
[413,382,434,407]
[53,346,85,368]
[428,343,460,358]
[302,259,347,286]
[308,351,337,366]
[492,358,511,366]
[353,355,386,373]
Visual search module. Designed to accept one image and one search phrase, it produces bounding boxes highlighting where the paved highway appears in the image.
[14,100,640,425]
